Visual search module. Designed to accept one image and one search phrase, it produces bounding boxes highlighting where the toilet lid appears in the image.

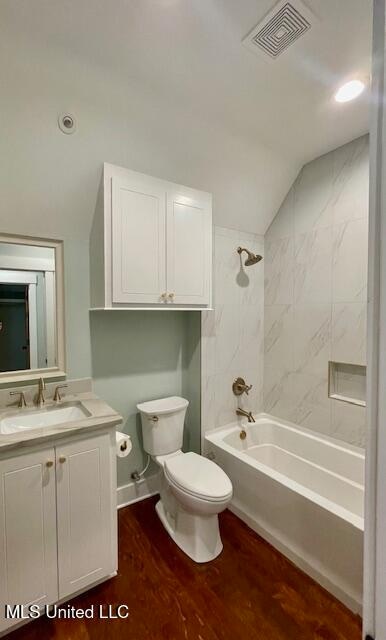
[164,452,233,501]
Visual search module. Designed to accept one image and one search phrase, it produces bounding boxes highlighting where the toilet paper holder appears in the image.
[115,431,132,458]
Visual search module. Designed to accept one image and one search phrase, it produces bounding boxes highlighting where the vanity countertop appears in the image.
[0,392,122,453]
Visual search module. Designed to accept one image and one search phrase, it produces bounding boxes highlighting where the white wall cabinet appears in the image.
[0,429,116,634]
[90,164,212,309]
[111,175,167,305]
[166,187,211,306]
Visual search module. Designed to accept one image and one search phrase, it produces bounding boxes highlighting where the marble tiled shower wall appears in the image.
[264,135,369,447]
[201,227,264,435]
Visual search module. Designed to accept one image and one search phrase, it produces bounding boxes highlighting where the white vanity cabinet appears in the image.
[0,446,58,629]
[90,164,212,309]
[0,429,117,634]
[56,432,115,598]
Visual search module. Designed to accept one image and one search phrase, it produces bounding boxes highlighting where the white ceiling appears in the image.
[1,0,372,166]
[0,1,372,236]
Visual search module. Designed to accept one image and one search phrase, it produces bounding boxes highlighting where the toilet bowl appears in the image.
[137,397,233,563]
[164,451,232,515]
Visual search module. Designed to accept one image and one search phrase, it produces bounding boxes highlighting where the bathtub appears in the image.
[205,413,364,612]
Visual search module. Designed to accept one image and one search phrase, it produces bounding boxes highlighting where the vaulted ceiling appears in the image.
[0,0,372,233]
[1,0,371,163]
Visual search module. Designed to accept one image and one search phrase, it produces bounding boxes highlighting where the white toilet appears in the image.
[137,396,233,563]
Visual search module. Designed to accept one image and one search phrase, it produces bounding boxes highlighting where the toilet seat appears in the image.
[164,452,233,502]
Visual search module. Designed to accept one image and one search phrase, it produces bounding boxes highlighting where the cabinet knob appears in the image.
[160,292,167,301]
[59,456,67,463]
[46,460,54,468]
[168,292,175,300]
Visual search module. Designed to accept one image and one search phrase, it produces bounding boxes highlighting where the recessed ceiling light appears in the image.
[334,80,365,103]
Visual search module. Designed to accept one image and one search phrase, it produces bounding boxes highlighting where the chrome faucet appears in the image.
[236,408,255,423]
[36,378,46,407]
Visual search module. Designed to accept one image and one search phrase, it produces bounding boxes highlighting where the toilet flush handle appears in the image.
[148,415,159,423]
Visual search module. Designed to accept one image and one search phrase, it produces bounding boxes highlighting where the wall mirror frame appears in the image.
[0,233,66,385]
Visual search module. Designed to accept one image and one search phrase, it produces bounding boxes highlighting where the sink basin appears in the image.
[0,402,91,435]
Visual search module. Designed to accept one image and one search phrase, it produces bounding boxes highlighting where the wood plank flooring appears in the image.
[7,496,362,640]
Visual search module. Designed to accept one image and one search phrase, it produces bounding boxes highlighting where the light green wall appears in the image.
[63,239,92,380]
[0,23,236,487]
[182,312,202,456]
[0,233,201,487]
[90,310,201,487]
[66,246,202,486]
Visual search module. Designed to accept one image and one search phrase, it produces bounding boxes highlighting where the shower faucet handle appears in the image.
[232,377,253,396]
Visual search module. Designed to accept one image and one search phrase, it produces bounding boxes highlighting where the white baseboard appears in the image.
[117,473,159,509]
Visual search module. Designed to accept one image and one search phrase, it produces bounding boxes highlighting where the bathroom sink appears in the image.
[0,402,91,435]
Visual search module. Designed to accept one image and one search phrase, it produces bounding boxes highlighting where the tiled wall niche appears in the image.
[328,361,366,407]
[263,135,368,447]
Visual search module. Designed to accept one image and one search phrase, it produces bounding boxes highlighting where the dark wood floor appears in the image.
[7,496,362,640]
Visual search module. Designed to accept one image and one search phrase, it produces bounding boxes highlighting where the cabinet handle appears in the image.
[46,460,54,468]
[59,456,67,463]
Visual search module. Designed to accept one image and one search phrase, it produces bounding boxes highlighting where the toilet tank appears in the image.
[137,396,189,456]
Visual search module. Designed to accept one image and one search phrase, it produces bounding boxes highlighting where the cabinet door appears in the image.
[0,448,58,632]
[111,175,167,304]
[56,433,115,598]
[166,188,212,306]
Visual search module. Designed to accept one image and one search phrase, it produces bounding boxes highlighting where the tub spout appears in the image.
[236,408,255,423]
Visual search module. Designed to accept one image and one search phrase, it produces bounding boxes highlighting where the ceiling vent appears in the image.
[242,0,313,60]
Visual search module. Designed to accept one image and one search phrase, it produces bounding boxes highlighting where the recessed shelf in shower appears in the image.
[328,361,366,407]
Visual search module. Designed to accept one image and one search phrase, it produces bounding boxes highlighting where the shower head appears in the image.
[237,246,263,267]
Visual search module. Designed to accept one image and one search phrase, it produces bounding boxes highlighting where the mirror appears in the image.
[0,235,65,383]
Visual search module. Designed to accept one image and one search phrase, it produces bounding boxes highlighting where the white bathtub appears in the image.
[205,413,364,612]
